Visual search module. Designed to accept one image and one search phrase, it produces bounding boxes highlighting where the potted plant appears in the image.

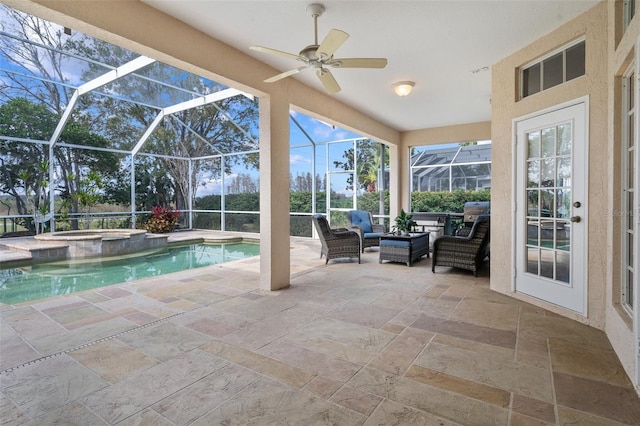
[394,209,416,235]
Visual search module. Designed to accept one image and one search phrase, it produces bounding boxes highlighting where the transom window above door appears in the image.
[520,40,586,99]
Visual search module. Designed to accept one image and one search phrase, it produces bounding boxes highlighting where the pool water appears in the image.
[0,243,260,305]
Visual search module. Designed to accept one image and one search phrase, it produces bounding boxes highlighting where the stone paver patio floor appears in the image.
[1,231,639,425]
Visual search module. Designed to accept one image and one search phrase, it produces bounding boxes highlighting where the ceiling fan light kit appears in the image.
[393,81,415,97]
[250,2,387,94]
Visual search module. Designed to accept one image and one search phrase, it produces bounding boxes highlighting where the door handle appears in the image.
[570,216,581,223]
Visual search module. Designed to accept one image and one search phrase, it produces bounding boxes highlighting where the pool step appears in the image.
[0,238,69,267]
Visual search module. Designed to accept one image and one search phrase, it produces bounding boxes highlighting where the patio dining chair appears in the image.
[312,214,361,264]
[432,214,490,276]
[347,210,386,252]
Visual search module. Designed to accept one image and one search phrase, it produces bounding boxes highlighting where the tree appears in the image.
[332,139,386,192]
[0,6,73,113]
[1,6,260,223]
[0,98,121,230]
[69,38,260,211]
[0,99,55,230]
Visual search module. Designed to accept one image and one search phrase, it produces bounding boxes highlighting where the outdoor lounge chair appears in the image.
[347,210,386,252]
[312,214,361,264]
[432,214,490,276]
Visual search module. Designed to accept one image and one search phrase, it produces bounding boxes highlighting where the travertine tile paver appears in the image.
[190,376,366,425]
[68,340,159,383]
[2,355,109,418]
[150,363,260,424]
[81,349,228,424]
[363,399,460,426]
[1,232,639,425]
[115,321,212,362]
[348,366,509,425]
[414,341,553,402]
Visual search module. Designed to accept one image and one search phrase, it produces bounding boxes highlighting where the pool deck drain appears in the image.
[0,309,191,375]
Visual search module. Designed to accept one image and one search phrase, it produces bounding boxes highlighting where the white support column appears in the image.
[388,143,401,220]
[259,94,290,291]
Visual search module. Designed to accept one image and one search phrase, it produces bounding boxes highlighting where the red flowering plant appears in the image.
[144,206,180,233]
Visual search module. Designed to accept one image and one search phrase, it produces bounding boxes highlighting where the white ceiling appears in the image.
[143,0,598,133]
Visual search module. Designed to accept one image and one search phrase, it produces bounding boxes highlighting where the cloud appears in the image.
[290,153,311,165]
[196,178,222,196]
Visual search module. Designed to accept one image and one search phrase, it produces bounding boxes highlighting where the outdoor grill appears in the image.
[456,201,490,236]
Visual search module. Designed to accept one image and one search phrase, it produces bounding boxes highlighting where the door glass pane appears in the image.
[528,161,540,187]
[524,124,572,283]
[527,247,539,274]
[556,251,570,283]
[557,189,571,218]
[556,221,570,250]
[527,220,539,245]
[528,131,540,158]
[542,128,556,157]
[558,123,572,154]
[628,270,634,307]
[628,149,635,188]
[527,190,539,216]
[540,249,554,279]
[541,159,555,187]
[629,192,634,231]
[557,157,571,184]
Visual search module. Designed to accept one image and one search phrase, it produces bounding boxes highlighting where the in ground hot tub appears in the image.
[34,229,168,258]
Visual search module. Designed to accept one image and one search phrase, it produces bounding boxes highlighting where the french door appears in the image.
[514,101,587,314]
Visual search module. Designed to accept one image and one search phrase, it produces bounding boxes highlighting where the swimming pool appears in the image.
[0,242,260,305]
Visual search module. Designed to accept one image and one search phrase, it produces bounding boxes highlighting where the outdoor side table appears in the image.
[379,232,430,266]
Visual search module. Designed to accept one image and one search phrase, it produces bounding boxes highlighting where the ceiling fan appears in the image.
[250,3,387,94]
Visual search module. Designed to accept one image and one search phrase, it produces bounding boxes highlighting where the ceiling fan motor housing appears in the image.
[250,1,387,94]
[306,3,325,18]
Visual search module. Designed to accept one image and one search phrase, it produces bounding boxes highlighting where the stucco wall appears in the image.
[492,1,637,384]
[606,0,639,388]
[491,3,608,324]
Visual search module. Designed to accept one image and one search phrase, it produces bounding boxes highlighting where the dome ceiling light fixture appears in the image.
[393,81,415,96]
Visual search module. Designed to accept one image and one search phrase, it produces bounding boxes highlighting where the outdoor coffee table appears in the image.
[379,232,430,266]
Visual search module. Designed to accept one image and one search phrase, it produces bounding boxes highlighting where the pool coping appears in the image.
[0,230,261,270]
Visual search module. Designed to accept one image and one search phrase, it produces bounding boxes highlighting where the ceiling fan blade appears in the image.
[316,68,341,94]
[317,29,349,59]
[250,45,299,61]
[331,58,388,69]
[264,66,307,83]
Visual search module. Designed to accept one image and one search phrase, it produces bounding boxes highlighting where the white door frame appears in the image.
[511,96,589,315]
[634,36,640,389]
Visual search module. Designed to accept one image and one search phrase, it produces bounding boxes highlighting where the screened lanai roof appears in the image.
[411,143,492,184]
[411,143,492,168]
[0,5,259,159]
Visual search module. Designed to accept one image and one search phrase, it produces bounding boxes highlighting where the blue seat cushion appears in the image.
[350,211,372,233]
[380,240,410,247]
[364,232,383,239]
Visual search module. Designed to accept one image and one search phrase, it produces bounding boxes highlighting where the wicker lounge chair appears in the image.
[432,214,490,276]
[312,214,361,264]
[347,210,386,252]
